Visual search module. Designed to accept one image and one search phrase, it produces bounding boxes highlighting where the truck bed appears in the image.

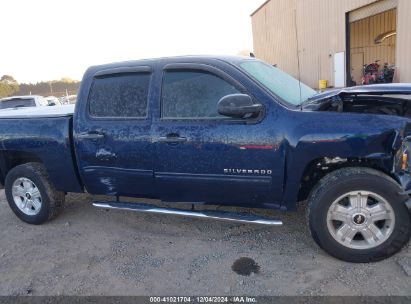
[0,104,75,119]
[0,104,83,192]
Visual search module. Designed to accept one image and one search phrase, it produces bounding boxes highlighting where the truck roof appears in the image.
[87,55,253,71]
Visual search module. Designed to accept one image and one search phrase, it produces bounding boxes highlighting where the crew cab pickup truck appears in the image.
[0,56,410,263]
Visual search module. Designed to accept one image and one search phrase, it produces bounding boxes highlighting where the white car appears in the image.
[0,95,48,110]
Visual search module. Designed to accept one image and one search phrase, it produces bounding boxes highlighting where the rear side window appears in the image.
[0,98,36,109]
[89,73,150,118]
[161,70,241,119]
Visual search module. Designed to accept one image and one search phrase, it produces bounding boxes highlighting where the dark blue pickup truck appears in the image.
[0,56,410,262]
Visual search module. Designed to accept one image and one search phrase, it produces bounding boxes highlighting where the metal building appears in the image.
[251,0,411,88]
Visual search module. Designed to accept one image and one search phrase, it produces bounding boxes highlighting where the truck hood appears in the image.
[0,104,75,119]
[302,83,411,117]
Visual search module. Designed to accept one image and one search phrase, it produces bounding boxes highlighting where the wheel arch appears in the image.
[0,150,44,186]
[297,157,398,203]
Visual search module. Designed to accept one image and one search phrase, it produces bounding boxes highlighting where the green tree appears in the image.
[0,75,19,98]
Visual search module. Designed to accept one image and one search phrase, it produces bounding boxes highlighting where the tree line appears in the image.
[0,75,80,99]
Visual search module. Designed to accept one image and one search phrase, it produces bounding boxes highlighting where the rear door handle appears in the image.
[157,136,187,143]
[77,131,106,140]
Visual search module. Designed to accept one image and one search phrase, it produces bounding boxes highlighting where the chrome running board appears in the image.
[93,201,282,226]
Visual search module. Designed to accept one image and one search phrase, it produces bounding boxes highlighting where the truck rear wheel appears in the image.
[307,167,410,262]
[5,162,65,225]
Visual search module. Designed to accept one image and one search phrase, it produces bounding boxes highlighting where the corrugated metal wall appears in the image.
[251,0,411,88]
[396,0,411,83]
[251,0,299,77]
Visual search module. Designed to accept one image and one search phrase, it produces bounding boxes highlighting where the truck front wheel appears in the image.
[5,162,65,225]
[307,167,410,262]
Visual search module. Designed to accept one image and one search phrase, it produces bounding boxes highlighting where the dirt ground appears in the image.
[0,190,410,296]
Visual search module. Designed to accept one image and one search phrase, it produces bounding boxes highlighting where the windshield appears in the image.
[239,61,317,106]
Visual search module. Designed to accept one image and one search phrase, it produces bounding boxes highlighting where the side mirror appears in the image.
[217,94,262,118]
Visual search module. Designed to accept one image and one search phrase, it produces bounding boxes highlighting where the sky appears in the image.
[0,0,266,83]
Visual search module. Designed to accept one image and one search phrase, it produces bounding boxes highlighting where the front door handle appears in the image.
[157,136,187,143]
[77,131,106,140]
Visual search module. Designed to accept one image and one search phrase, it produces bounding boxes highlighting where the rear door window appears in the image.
[88,72,150,118]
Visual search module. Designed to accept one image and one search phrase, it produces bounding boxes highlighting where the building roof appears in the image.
[250,0,271,17]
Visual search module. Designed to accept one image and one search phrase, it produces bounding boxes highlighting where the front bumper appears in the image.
[397,172,411,194]
[394,132,411,211]
[396,172,411,211]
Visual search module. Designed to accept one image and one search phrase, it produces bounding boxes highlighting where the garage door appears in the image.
[349,1,397,85]
[350,0,398,22]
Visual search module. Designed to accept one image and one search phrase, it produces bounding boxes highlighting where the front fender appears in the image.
[281,116,405,210]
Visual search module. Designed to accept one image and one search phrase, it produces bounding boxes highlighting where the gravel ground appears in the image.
[0,190,410,296]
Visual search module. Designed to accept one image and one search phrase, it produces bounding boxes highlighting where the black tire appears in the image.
[5,162,65,225]
[307,167,411,263]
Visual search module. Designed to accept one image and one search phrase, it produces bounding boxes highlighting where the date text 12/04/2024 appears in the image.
[149,296,257,303]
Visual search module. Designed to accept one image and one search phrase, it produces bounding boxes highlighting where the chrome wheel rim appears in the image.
[12,177,42,216]
[326,191,395,250]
